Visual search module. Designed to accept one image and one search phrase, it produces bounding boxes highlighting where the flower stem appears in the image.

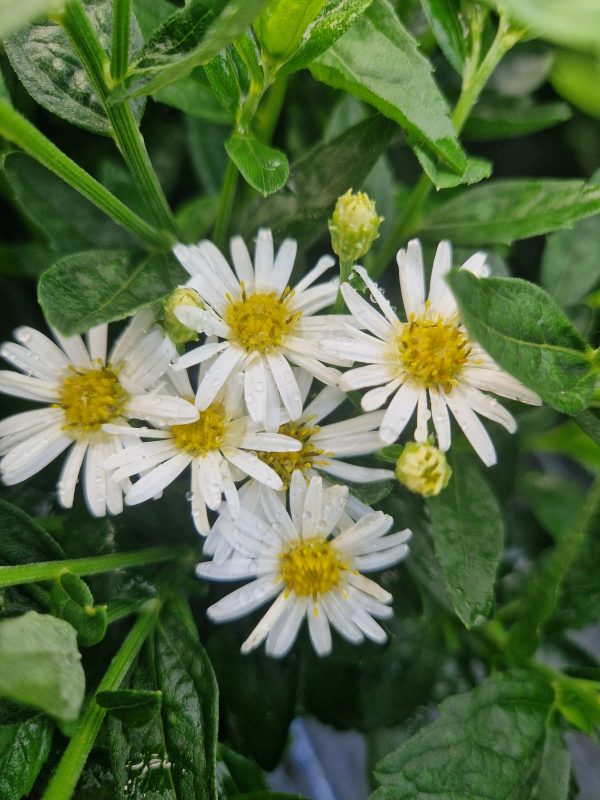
[0,546,188,589]
[111,0,131,82]
[0,100,171,249]
[41,600,160,800]
[213,157,239,250]
[333,260,354,313]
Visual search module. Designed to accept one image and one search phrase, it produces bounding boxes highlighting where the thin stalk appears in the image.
[42,601,159,800]
[333,260,354,312]
[213,157,239,250]
[59,0,179,238]
[0,546,188,589]
[0,100,171,248]
[111,0,131,82]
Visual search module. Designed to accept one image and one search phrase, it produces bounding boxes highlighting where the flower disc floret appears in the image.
[280,538,346,599]
[171,404,226,456]
[398,315,470,391]
[259,421,324,487]
[224,288,298,354]
[59,366,129,433]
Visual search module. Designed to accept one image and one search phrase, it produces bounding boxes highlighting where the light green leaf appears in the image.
[372,672,555,800]
[0,716,53,800]
[426,454,503,627]
[420,0,466,74]
[51,573,108,647]
[415,147,491,189]
[495,0,600,51]
[132,0,173,41]
[4,0,145,136]
[531,725,571,800]
[421,179,600,245]
[0,0,63,38]
[153,68,229,123]
[254,0,327,62]
[550,51,600,120]
[447,271,596,414]
[464,98,572,141]
[204,48,249,120]
[111,0,270,101]
[526,420,600,473]
[226,133,288,196]
[0,611,85,723]
[38,249,185,335]
[96,689,162,728]
[175,194,218,243]
[311,0,467,174]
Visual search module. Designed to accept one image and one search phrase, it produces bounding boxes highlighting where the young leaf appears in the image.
[96,689,162,727]
[4,0,145,137]
[0,716,53,800]
[254,0,327,62]
[497,0,600,51]
[0,0,63,37]
[38,249,185,335]
[420,179,600,245]
[0,611,85,723]
[311,0,467,174]
[447,271,596,415]
[245,114,394,243]
[414,147,491,190]
[225,133,289,196]
[204,48,249,120]
[372,672,556,800]
[426,454,503,628]
[419,0,466,74]
[51,573,108,647]
[464,99,572,141]
[111,0,270,101]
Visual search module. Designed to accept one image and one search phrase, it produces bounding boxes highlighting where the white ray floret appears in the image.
[0,309,198,516]
[323,239,541,466]
[104,366,301,535]
[171,229,353,430]
[197,471,411,658]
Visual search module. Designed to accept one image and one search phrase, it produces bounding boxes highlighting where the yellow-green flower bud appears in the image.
[328,188,384,265]
[395,442,452,497]
[162,287,203,346]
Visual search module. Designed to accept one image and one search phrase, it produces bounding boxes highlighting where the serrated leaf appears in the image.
[38,249,185,335]
[225,133,289,196]
[0,611,84,723]
[97,689,162,727]
[496,0,600,51]
[372,672,555,800]
[245,114,394,243]
[4,0,145,136]
[426,454,503,627]
[420,0,466,74]
[447,271,596,415]
[420,179,600,245]
[464,98,572,141]
[311,0,467,173]
[0,716,53,800]
[51,573,108,647]
[111,0,270,101]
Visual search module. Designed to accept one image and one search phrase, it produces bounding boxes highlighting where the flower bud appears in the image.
[328,189,384,265]
[162,287,203,346]
[395,442,452,497]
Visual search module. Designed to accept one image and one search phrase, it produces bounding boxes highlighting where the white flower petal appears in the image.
[197,346,245,410]
[302,474,323,538]
[0,371,59,403]
[320,460,393,484]
[272,238,297,295]
[361,378,403,412]
[254,228,275,292]
[126,453,191,505]
[266,595,308,658]
[285,351,340,386]
[463,366,541,405]
[125,395,198,427]
[398,239,425,318]
[108,308,155,368]
[0,407,62,439]
[429,388,452,451]
[308,604,332,656]
[14,326,71,372]
[197,451,224,511]
[320,592,363,644]
[223,447,282,489]
[426,240,453,314]
[301,385,345,425]
[230,235,255,285]
[339,363,394,392]
[87,325,108,363]
[459,384,517,433]
[414,389,430,442]
[293,255,335,293]
[444,388,497,467]
[57,439,88,509]
[266,351,303,421]
[84,443,107,517]
[0,342,63,381]
[244,355,267,424]
[1,425,72,485]
[379,382,422,444]
[289,469,307,530]
[241,589,289,653]
[352,265,399,325]
[50,329,90,366]
[341,283,395,341]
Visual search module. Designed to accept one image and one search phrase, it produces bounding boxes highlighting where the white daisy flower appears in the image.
[197,471,412,658]
[0,309,198,516]
[171,228,352,430]
[324,240,541,466]
[104,365,301,535]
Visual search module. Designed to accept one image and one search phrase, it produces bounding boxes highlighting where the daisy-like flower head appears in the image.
[197,471,412,658]
[104,363,301,535]
[324,240,541,466]
[171,229,352,431]
[0,309,198,516]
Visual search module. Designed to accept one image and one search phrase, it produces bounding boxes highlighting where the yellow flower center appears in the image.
[171,404,226,456]
[259,421,325,489]
[397,315,470,391]
[224,287,299,354]
[58,366,129,433]
[280,538,346,598]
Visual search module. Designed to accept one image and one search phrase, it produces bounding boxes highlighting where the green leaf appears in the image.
[111,0,270,101]
[531,725,571,800]
[4,0,145,136]
[464,98,572,141]
[0,611,84,723]
[217,744,268,796]
[575,408,600,447]
[446,271,596,415]
[204,48,249,119]
[519,471,587,541]
[426,454,503,627]
[153,68,229,123]
[225,133,289,196]
[372,672,555,800]
[525,420,600,474]
[246,114,394,243]
[175,194,218,243]
[311,0,467,174]
[96,689,162,727]
[38,249,185,335]
[346,479,393,506]
[421,179,600,245]
[0,716,53,800]
[51,573,108,647]
[495,0,600,51]
[133,0,174,41]
[0,0,63,38]
[554,675,600,736]
[414,147,491,189]
[254,0,327,62]
[550,51,600,120]
[420,0,466,74]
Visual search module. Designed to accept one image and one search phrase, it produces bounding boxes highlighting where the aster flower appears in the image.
[324,240,541,466]
[171,228,352,431]
[197,471,411,658]
[104,364,301,535]
[0,310,198,516]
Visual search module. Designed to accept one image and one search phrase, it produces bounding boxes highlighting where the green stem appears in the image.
[111,0,131,82]
[333,260,354,312]
[60,0,179,238]
[213,157,239,250]
[0,546,188,589]
[42,601,159,800]
[0,100,171,248]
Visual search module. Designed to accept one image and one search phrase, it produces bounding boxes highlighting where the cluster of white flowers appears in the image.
[0,229,539,657]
